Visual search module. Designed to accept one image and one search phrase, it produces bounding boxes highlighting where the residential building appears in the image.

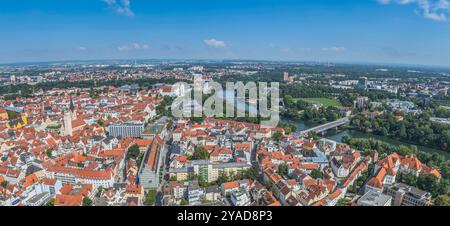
[357,190,392,206]
[108,122,145,138]
[384,183,432,206]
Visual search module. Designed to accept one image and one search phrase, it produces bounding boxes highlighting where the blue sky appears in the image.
[1,0,450,66]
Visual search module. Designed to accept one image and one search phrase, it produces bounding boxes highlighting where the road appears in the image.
[155,128,173,206]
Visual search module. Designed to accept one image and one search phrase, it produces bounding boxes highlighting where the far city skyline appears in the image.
[1,0,450,66]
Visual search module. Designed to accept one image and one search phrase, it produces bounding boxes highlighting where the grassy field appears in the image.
[299,98,341,107]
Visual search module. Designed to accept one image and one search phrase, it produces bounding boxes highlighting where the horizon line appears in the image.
[1,58,450,70]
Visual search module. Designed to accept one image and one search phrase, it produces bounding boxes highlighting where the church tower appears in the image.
[63,111,73,136]
[70,97,77,120]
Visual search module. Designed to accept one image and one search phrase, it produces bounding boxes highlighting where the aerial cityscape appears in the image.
[1,0,450,209]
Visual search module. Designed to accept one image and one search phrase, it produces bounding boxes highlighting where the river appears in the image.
[281,117,320,131]
[282,116,450,159]
[216,90,450,159]
[324,129,450,159]
[215,89,259,115]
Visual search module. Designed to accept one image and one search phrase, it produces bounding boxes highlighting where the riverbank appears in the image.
[280,117,319,131]
[282,114,450,159]
[325,130,450,159]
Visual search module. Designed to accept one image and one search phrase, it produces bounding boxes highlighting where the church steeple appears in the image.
[70,97,75,113]
[69,96,77,120]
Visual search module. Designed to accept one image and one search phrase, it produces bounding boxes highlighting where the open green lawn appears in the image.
[299,98,341,107]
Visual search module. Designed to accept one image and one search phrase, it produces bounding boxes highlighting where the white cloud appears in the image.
[377,0,416,4]
[280,47,293,53]
[204,39,226,48]
[102,0,134,17]
[321,47,346,52]
[132,43,140,49]
[377,0,450,22]
[117,46,130,51]
[78,47,87,51]
[117,42,150,51]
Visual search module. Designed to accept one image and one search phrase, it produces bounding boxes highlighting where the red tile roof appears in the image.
[55,194,83,206]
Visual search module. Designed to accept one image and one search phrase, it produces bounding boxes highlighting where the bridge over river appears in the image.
[300,117,351,135]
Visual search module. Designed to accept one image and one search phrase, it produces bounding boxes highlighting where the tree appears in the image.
[82,197,93,206]
[278,164,289,177]
[157,96,175,116]
[180,198,189,206]
[1,181,7,188]
[216,171,230,185]
[136,152,145,167]
[341,135,351,144]
[284,95,295,107]
[144,189,157,206]
[45,198,55,206]
[197,174,210,188]
[243,167,259,180]
[310,169,323,179]
[308,131,318,140]
[440,130,450,151]
[397,145,413,156]
[363,121,372,132]
[347,185,356,194]
[303,109,313,120]
[352,118,361,128]
[96,186,103,198]
[169,175,178,181]
[398,172,417,186]
[435,195,450,206]
[278,122,297,134]
[192,146,209,160]
[416,174,446,197]
[379,127,388,136]
[399,124,407,139]
[46,149,53,158]
[126,144,140,160]
[355,174,367,188]
[272,132,282,142]
[191,116,206,124]
[336,198,347,206]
